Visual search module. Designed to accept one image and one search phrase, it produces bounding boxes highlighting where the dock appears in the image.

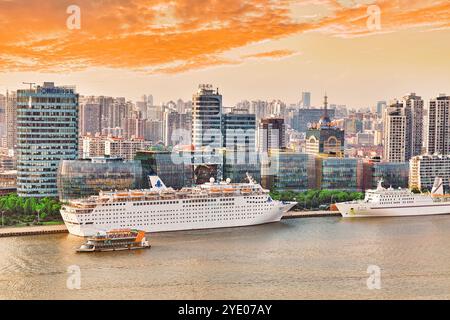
[282,210,340,219]
[0,224,68,238]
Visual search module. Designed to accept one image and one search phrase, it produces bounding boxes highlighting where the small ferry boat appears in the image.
[76,229,151,252]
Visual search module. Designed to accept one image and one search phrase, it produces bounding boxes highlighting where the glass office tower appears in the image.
[16,82,79,197]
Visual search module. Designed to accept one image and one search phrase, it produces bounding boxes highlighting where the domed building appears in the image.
[305,94,345,156]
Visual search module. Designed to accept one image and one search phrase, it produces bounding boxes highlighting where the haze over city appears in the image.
[0,0,449,106]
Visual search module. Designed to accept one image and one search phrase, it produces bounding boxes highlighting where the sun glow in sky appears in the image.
[0,0,449,107]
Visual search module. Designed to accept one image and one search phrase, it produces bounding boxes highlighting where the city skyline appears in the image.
[0,0,449,107]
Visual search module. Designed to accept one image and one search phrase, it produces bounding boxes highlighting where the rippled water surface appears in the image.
[1,216,450,299]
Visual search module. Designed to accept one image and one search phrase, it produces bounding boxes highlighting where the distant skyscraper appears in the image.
[402,93,424,159]
[301,92,311,108]
[0,94,5,140]
[192,84,223,152]
[376,101,386,116]
[147,94,154,107]
[5,91,17,150]
[163,110,191,146]
[16,82,79,197]
[80,103,101,135]
[223,110,256,154]
[383,101,407,162]
[427,94,450,155]
[258,118,286,153]
[383,94,424,162]
[144,119,163,143]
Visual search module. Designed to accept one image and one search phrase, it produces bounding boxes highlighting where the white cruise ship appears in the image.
[336,178,450,218]
[60,174,297,237]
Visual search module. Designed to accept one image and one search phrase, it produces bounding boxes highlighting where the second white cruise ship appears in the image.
[60,174,297,237]
[336,177,450,218]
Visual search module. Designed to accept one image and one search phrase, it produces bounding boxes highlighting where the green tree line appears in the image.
[0,194,63,226]
[270,189,364,210]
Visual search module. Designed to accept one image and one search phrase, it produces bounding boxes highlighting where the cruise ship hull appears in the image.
[336,202,450,218]
[61,201,297,237]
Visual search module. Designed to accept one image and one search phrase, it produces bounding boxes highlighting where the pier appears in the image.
[0,224,68,238]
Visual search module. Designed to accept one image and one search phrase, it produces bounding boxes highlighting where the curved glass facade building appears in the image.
[16,82,79,197]
[57,157,144,200]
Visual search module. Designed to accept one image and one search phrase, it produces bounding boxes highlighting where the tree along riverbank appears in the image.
[0,194,63,227]
[270,189,364,210]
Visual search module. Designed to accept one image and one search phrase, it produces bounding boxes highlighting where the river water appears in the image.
[1,216,450,299]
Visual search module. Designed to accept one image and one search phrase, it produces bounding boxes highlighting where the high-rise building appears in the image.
[5,91,17,150]
[427,94,450,155]
[258,118,286,153]
[80,103,101,135]
[383,94,424,162]
[222,110,257,179]
[144,119,163,143]
[403,93,424,159]
[223,110,256,154]
[163,111,191,146]
[301,92,311,108]
[191,84,222,152]
[383,102,407,162]
[122,111,146,139]
[16,82,79,197]
[376,101,386,116]
[0,94,5,141]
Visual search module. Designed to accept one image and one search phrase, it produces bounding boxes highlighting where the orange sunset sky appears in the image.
[0,0,449,107]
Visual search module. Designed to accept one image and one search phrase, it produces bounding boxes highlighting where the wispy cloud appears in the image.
[0,0,448,74]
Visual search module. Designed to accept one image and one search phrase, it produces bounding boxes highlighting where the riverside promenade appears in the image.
[0,211,340,237]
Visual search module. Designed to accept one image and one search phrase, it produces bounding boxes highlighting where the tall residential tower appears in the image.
[427,94,450,155]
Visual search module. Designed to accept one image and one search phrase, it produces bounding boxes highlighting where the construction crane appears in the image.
[22,82,36,108]
[22,82,36,91]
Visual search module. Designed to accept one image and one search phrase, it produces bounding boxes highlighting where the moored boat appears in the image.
[336,177,450,218]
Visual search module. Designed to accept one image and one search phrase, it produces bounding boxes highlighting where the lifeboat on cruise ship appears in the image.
[161,190,176,199]
[223,188,234,194]
[115,193,129,198]
[145,192,159,199]
[210,188,221,193]
[241,188,252,195]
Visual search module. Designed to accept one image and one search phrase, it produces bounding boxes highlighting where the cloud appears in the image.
[242,49,297,60]
[0,0,448,74]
